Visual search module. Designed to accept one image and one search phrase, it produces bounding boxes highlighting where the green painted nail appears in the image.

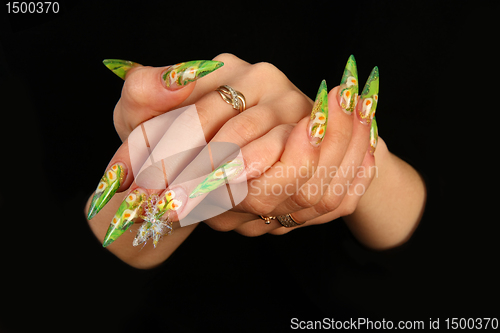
[358,66,379,125]
[307,80,328,147]
[338,55,359,115]
[103,59,141,80]
[189,158,244,199]
[87,164,125,220]
[161,60,224,90]
[102,189,146,247]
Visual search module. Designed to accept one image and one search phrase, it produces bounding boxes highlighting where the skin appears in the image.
[85,54,426,269]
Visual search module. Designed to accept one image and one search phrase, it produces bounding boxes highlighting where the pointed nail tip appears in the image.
[87,207,97,220]
[208,60,224,71]
[102,59,119,67]
[320,79,327,90]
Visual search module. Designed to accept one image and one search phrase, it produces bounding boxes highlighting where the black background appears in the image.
[1,1,497,332]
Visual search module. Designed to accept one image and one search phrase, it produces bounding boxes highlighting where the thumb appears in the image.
[104,59,223,141]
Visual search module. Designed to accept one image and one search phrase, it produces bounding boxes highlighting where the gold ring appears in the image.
[216,85,246,112]
[276,214,305,228]
[259,215,275,224]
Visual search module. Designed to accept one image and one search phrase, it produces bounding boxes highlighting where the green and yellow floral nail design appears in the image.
[189,158,244,198]
[102,189,147,247]
[133,189,186,248]
[307,80,328,147]
[338,55,359,114]
[87,164,125,220]
[369,117,378,155]
[358,67,379,125]
[162,60,224,90]
[103,59,141,80]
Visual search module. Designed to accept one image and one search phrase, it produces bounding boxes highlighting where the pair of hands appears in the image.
[86,53,380,266]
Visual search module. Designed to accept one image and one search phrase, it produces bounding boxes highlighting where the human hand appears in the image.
[85,54,379,267]
[86,53,314,261]
[190,59,380,237]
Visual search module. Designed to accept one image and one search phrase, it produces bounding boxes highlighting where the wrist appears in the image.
[345,137,426,250]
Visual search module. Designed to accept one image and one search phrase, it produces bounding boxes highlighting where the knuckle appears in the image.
[327,123,352,148]
[212,53,238,63]
[236,224,263,237]
[263,124,295,142]
[314,195,342,215]
[281,90,313,117]
[205,217,235,232]
[340,201,357,216]
[212,53,249,68]
[250,62,286,83]
[272,123,295,137]
[290,189,321,210]
[283,90,308,106]
[222,113,260,145]
[242,195,276,217]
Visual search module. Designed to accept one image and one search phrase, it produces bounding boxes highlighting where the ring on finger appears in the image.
[216,85,246,112]
[276,213,305,228]
[259,215,275,224]
[259,214,305,227]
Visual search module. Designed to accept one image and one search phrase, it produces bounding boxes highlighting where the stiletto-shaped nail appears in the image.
[102,188,147,248]
[189,158,244,199]
[338,55,359,115]
[103,59,141,80]
[307,80,328,147]
[357,66,379,125]
[133,187,187,248]
[161,60,224,90]
[369,117,378,155]
[87,163,125,220]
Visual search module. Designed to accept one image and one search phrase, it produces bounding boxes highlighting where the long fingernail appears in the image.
[369,117,378,155]
[87,163,126,220]
[161,60,224,90]
[102,188,147,248]
[307,80,328,147]
[357,66,379,125]
[103,59,141,80]
[338,55,359,115]
[189,158,244,199]
[133,187,187,248]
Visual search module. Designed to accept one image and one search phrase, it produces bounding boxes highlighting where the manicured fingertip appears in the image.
[102,188,147,247]
[357,66,379,125]
[161,60,224,90]
[307,80,328,147]
[87,163,127,220]
[338,54,359,115]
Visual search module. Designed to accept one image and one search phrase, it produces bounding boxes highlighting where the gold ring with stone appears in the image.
[259,215,275,225]
[275,213,305,228]
[216,85,246,113]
